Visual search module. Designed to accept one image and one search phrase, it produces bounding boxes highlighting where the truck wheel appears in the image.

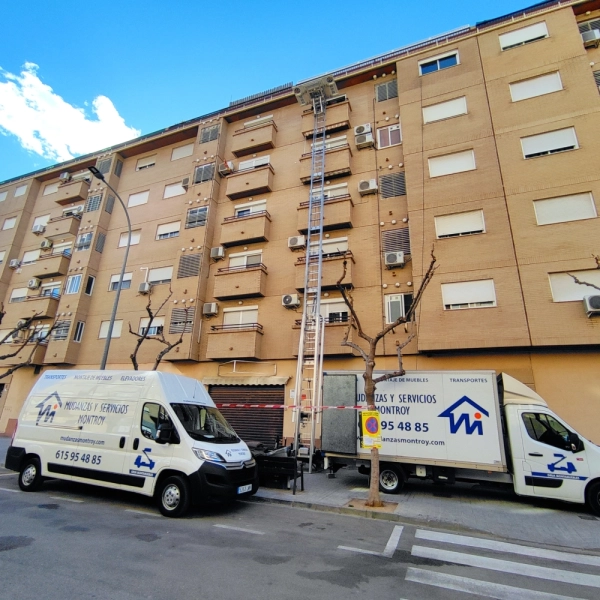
[586,481,600,516]
[19,457,43,492]
[379,464,405,494]
[157,475,190,518]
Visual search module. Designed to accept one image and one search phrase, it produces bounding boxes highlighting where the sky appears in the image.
[0,0,533,183]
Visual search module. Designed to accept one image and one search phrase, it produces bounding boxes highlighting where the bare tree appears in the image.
[336,250,437,507]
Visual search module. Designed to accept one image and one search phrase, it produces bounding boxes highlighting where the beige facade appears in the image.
[1,0,600,445]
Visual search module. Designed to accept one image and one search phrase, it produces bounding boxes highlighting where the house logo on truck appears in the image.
[438,396,489,435]
[35,392,62,425]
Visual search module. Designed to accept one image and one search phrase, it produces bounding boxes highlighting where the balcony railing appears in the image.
[210,323,264,333]
[223,209,271,222]
[295,250,353,264]
[217,263,267,274]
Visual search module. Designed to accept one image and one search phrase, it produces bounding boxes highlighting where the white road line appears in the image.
[338,545,382,557]
[350,487,369,492]
[416,529,600,568]
[125,509,161,518]
[0,473,16,477]
[49,496,84,503]
[0,487,20,493]
[412,545,600,589]
[382,525,403,558]
[213,524,265,535]
[406,567,585,600]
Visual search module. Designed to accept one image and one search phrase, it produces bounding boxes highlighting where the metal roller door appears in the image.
[208,385,284,447]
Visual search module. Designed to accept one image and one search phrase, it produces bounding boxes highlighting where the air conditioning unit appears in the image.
[203,302,218,316]
[210,246,225,260]
[63,206,83,218]
[71,171,92,183]
[32,224,46,235]
[8,259,20,269]
[354,123,372,136]
[282,294,301,308]
[59,172,72,183]
[584,295,600,317]
[181,177,190,189]
[218,161,234,176]
[138,282,151,295]
[40,239,53,250]
[27,278,41,290]
[358,179,378,196]
[288,235,306,250]
[385,251,405,268]
[582,29,600,48]
[356,132,375,149]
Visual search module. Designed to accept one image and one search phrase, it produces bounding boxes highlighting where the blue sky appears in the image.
[0,0,531,183]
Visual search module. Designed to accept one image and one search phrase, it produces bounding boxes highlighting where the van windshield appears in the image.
[171,404,239,443]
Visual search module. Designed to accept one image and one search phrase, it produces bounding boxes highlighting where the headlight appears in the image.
[193,448,225,462]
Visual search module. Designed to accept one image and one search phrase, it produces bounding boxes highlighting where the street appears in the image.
[1,464,599,600]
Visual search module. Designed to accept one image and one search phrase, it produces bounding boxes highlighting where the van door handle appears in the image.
[133,438,139,451]
[119,437,125,449]
[529,452,543,457]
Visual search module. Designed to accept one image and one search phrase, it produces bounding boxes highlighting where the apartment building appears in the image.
[1,0,600,445]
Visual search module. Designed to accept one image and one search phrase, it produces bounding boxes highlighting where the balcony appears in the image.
[44,215,81,239]
[295,251,354,291]
[297,196,353,233]
[206,323,263,360]
[54,179,90,205]
[232,122,277,158]
[300,146,352,184]
[13,294,59,320]
[32,251,71,278]
[213,264,267,299]
[292,321,361,356]
[0,341,47,367]
[301,101,351,137]
[220,210,271,247]
[226,165,274,200]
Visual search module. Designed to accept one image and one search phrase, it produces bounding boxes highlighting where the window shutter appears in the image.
[435,210,485,238]
[521,128,578,158]
[376,79,398,102]
[169,307,195,334]
[105,195,115,214]
[128,191,149,207]
[499,22,548,50]
[156,222,181,237]
[136,156,156,170]
[534,193,597,225]
[114,159,123,177]
[171,143,194,161]
[43,182,60,196]
[85,194,102,212]
[429,150,476,177]
[164,183,186,198]
[380,172,406,198]
[441,280,496,307]
[97,158,111,174]
[95,233,106,253]
[381,228,411,254]
[148,266,173,283]
[549,271,600,301]
[579,19,600,33]
[200,125,219,143]
[509,72,562,102]
[423,97,467,123]
[194,163,215,183]
[52,320,71,341]
[177,253,202,278]
[22,250,40,264]
[14,185,27,197]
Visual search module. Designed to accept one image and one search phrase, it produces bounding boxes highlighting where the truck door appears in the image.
[517,410,590,502]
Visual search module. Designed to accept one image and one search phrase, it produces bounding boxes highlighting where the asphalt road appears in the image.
[1,467,599,600]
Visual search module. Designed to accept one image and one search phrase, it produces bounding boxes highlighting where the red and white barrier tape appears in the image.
[216,403,365,410]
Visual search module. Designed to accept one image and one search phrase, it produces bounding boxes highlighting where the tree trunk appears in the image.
[363,368,383,507]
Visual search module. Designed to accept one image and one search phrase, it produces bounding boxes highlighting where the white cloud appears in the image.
[0,62,140,162]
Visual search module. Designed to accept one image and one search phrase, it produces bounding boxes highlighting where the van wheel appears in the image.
[157,475,190,518]
[586,481,600,516]
[379,464,405,494]
[19,457,43,492]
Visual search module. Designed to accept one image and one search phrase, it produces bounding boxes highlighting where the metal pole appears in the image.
[88,167,132,370]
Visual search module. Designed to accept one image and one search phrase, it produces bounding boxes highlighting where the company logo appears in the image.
[35,392,62,425]
[134,448,156,470]
[438,396,489,435]
[548,453,576,474]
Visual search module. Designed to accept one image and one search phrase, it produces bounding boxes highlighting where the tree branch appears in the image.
[337,260,373,346]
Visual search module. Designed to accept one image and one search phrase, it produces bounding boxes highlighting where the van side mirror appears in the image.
[155,423,173,445]
[569,432,584,453]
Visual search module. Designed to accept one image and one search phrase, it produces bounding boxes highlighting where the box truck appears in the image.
[322,371,600,515]
[4,371,258,517]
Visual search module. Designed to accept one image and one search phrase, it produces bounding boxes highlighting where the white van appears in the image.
[4,370,258,517]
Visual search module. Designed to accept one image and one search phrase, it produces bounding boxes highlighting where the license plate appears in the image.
[237,484,252,494]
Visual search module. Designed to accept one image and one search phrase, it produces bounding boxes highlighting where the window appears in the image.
[423,96,467,123]
[579,18,600,34]
[521,128,578,159]
[31,324,50,343]
[141,403,173,440]
[128,190,149,208]
[499,21,548,51]
[14,185,27,198]
[385,293,414,323]
[9,288,27,303]
[534,193,597,226]
[0,191,7,202]
[52,320,71,341]
[244,115,274,128]
[419,51,459,75]
[65,274,82,295]
[3,217,16,230]
[435,210,485,238]
[0,251,5,264]
[522,413,571,451]
[169,307,195,334]
[136,155,156,171]
[509,72,562,102]
[41,282,61,298]
[109,273,132,291]
[428,150,476,178]
[311,183,349,200]
[229,252,262,268]
[375,79,398,102]
[85,194,102,212]
[139,317,165,336]
[85,275,95,295]
[549,270,600,302]
[33,215,50,229]
[163,182,186,199]
[311,237,348,257]
[22,250,40,264]
[234,200,266,218]
[52,242,72,256]
[114,159,123,177]
[381,228,411,254]
[43,182,59,196]
[223,306,258,327]
[186,207,208,228]
[441,279,497,310]
[193,163,215,183]
[105,195,115,214]
[97,158,111,174]
[156,222,181,240]
[177,253,201,278]
[148,266,173,284]
[75,232,93,251]
[95,232,106,253]
[119,230,141,247]
[320,300,348,324]
[73,321,85,343]
[171,143,194,161]
[377,125,401,148]
[313,135,347,151]
[238,156,270,171]
[200,124,219,143]
[380,172,406,198]
[99,320,123,339]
